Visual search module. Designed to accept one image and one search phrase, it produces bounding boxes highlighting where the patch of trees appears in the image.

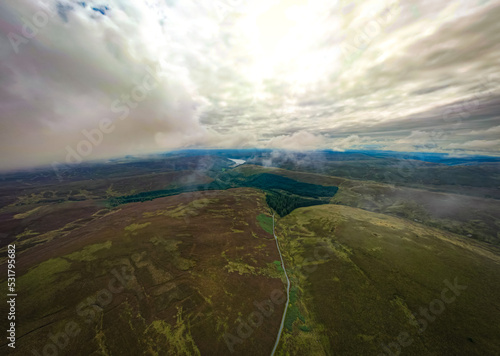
[107,172,338,215]
[107,184,204,206]
[265,191,327,217]
[245,173,338,198]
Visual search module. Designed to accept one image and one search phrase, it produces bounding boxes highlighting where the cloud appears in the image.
[464,124,500,137]
[0,0,499,170]
[265,131,325,149]
[155,127,257,149]
[0,0,215,169]
[331,135,364,151]
[389,130,443,151]
[446,139,500,151]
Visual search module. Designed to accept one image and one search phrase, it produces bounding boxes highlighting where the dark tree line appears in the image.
[107,172,339,214]
[246,173,338,198]
[265,191,326,217]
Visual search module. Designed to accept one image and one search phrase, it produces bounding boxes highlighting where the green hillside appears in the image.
[274,204,500,355]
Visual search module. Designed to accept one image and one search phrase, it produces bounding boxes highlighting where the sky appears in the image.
[0,0,499,170]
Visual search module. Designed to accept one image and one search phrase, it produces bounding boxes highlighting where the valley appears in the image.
[0,150,499,355]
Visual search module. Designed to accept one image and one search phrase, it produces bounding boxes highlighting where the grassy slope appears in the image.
[235,165,500,246]
[0,188,285,356]
[0,169,214,249]
[246,154,500,199]
[274,204,500,355]
[257,214,273,234]
[2,160,499,355]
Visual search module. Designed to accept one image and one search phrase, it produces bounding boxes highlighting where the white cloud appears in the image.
[331,135,364,151]
[1,0,499,169]
[265,131,325,149]
[464,125,500,137]
[447,139,500,151]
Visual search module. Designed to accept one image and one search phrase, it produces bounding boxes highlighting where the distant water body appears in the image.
[228,158,245,166]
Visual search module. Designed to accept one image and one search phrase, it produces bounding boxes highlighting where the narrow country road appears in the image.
[271,213,290,356]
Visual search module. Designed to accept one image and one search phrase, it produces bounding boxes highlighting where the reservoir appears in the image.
[228,158,246,166]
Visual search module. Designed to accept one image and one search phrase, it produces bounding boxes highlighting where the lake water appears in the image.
[228,158,246,166]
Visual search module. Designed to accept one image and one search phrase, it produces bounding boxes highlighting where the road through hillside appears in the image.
[271,213,290,356]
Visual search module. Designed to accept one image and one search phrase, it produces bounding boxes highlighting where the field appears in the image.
[0,188,287,355]
[234,165,500,246]
[246,151,500,199]
[274,204,500,355]
[0,155,223,248]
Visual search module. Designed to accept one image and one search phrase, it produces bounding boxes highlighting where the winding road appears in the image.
[271,213,290,356]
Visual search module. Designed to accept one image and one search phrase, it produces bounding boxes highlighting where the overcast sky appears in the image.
[1,0,499,170]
